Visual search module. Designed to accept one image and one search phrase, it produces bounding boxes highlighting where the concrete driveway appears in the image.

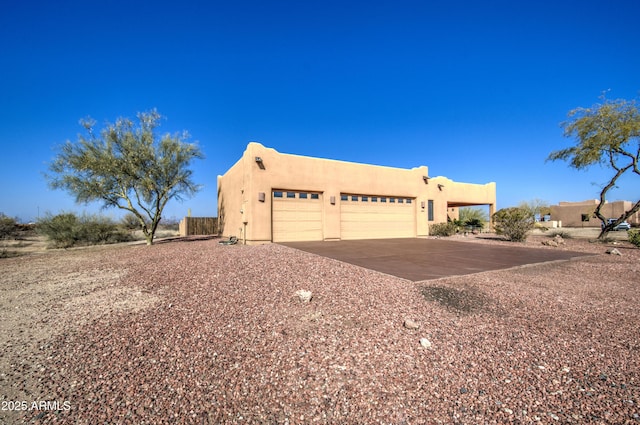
[280,238,593,281]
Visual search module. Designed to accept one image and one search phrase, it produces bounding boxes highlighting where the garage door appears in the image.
[272,191,323,242]
[340,194,415,240]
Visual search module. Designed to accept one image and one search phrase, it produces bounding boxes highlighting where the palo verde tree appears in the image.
[48,109,203,245]
[548,95,640,240]
[518,198,550,221]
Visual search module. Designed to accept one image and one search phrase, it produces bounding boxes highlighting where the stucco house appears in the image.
[217,142,496,244]
[550,199,640,227]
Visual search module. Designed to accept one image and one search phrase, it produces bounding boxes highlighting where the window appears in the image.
[351,195,358,201]
[381,197,387,203]
[287,192,296,198]
[299,193,308,199]
[341,194,348,201]
[406,199,412,204]
[398,198,404,204]
[310,193,319,199]
[273,191,283,198]
[372,197,378,202]
[390,198,396,203]
[428,200,434,221]
[362,196,368,202]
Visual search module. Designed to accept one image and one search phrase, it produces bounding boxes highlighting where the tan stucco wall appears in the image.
[217,155,249,242]
[218,142,497,244]
[550,200,639,227]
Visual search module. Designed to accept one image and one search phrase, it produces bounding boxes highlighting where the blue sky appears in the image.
[1,0,638,222]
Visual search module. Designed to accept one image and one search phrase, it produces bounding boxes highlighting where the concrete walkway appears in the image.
[280,238,593,281]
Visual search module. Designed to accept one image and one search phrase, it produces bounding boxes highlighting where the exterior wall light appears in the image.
[258,192,265,202]
[330,196,336,205]
[421,201,426,209]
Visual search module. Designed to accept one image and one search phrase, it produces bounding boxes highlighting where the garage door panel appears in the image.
[340,195,415,240]
[272,191,323,242]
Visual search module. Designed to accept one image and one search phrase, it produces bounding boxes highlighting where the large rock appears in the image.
[553,235,566,244]
[542,240,559,247]
[606,248,622,256]
[419,338,432,348]
[295,289,313,302]
[403,318,420,330]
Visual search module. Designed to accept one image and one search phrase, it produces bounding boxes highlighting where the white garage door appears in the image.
[340,194,415,240]
[272,191,323,242]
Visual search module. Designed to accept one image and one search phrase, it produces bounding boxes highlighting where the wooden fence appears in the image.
[179,217,218,236]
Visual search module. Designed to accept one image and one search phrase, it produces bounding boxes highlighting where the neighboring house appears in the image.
[217,142,496,244]
[550,199,640,227]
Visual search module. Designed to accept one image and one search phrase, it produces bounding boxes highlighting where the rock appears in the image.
[542,240,558,247]
[403,318,420,330]
[295,289,313,302]
[553,235,566,244]
[606,248,622,256]
[419,338,432,348]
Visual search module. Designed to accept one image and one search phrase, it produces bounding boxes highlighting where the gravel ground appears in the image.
[1,235,638,424]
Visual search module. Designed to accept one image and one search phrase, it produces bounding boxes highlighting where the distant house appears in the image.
[550,199,640,227]
[216,142,496,244]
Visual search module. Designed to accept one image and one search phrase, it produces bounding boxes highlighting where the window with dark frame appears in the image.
[273,191,283,198]
[341,194,348,201]
[287,192,296,198]
[428,200,434,221]
[310,193,319,199]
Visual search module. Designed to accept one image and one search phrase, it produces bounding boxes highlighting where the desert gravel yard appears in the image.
[1,235,639,424]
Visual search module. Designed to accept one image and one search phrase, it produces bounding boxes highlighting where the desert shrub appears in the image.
[121,213,142,232]
[37,213,78,248]
[629,229,640,248]
[492,207,535,242]
[534,222,550,232]
[0,248,21,259]
[430,222,457,237]
[159,216,180,231]
[0,213,19,240]
[38,212,132,248]
[548,230,572,239]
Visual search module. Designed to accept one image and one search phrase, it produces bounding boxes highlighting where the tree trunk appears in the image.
[597,199,640,240]
[594,164,633,240]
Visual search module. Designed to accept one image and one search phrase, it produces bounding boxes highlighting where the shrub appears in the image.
[430,222,457,237]
[120,213,142,232]
[492,207,535,242]
[37,213,78,248]
[38,212,132,248]
[159,216,180,231]
[548,230,571,239]
[0,213,19,240]
[629,229,640,248]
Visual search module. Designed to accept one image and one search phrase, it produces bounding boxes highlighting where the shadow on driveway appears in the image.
[280,238,594,281]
